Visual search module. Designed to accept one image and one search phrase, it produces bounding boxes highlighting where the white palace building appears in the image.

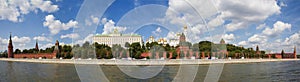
[93,29,142,47]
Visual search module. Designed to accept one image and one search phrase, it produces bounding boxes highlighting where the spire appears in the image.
[8,32,14,58]
[294,46,297,54]
[55,40,59,46]
[35,39,39,51]
[9,32,12,40]
[281,49,285,55]
[54,40,60,54]
[294,46,297,59]
[9,32,12,43]
[256,45,259,51]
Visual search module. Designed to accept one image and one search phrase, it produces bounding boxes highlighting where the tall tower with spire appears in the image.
[179,25,188,43]
[35,40,39,51]
[294,46,297,59]
[8,32,14,58]
[35,40,39,53]
[53,40,60,53]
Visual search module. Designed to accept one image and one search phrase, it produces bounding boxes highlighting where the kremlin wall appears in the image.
[5,25,297,59]
[7,33,60,59]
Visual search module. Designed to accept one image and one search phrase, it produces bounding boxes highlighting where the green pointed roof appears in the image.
[220,38,225,44]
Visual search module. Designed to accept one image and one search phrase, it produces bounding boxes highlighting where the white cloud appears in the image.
[33,36,51,42]
[0,36,32,51]
[0,37,8,51]
[152,27,162,37]
[262,21,291,37]
[258,31,299,53]
[283,32,300,46]
[279,1,287,7]
[238,41,247,46]
[248,34,267,44]
[0,0,59,22]
[91,16,99,24]
[161,0,282,32]
[12,36,31,43]
[208,15,224,28]
[216,0,281,31]
[75,34,94,45]
[43,15,78,34]
[10,36,31,50]
[60,33,80,39]
[161,0,217,26]
[85,15,99,26]
[101,18,127,34]
[223,33,235,42]
[165,31,178,40]
[256,23,267,30]
[155,27,162,33]
[40,43,54,49]
[0,37,7,44]
[160,0,281,44]
[202,34,223,43]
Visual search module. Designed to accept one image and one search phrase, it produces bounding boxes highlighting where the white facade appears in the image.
[93,33,142,47]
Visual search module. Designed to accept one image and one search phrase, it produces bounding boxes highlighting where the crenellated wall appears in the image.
[14,53,56,59]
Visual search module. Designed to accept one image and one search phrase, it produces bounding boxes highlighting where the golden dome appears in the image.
[183,25,188,30]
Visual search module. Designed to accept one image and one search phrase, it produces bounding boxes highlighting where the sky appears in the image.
[0,0,299,54]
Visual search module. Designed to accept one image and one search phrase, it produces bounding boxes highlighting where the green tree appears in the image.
[14,49,21,54]
[125,42,130,49]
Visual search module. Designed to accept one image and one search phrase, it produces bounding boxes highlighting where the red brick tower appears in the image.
[8,32,14,58]
[53,40,60,54]
[256,45,261,58]
[179,33,186,42]
[294,46,297,59]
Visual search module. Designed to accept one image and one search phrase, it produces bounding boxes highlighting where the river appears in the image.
[0,61,299,82]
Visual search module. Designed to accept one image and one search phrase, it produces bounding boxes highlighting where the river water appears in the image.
[0,61,299,82]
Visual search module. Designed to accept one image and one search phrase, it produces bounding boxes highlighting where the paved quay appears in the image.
[0,58,299,65]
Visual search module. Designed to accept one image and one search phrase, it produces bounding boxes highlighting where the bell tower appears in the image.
[8,32,14,58]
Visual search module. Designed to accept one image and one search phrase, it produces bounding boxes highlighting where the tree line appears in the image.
[0,41,266,59]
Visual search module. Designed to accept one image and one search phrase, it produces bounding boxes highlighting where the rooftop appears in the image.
[94,33,141,37]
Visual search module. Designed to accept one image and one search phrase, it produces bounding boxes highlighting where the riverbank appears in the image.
[0,58,299,65]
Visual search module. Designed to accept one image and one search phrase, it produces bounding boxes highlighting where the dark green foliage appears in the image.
[7,39,266,59]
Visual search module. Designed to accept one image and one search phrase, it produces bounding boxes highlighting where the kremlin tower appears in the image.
[35,40,39,52]
[53,40,60,54]
[294,46,297,59]
[179,33,186,43]
[256,45,261,58]
[220,38,225,44]
[8,32,14,58]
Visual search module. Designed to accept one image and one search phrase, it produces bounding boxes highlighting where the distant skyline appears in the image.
[0,0,299,54]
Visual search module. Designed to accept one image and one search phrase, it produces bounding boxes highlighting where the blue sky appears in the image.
[0,0,299,53]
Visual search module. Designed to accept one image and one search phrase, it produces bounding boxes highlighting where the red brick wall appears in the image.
[14,53,56,59]
[275,54,282,59]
